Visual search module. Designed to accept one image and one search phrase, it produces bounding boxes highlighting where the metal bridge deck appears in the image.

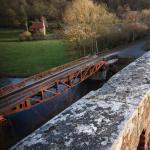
[0,54,111,121]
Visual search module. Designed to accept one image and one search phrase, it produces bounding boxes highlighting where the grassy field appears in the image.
[0,29,75,76]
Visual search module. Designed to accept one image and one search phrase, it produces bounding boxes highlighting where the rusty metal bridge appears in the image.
[0,53,117,123]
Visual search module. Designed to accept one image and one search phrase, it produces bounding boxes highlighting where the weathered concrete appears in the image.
[11,52,150,150]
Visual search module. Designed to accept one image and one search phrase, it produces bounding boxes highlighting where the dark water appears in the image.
[0,57,136,150]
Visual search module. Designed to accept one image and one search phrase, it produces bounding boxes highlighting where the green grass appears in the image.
[0,28,22,42]
[0,29,74,76]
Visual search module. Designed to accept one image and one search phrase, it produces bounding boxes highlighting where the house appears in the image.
[31,16,47,36]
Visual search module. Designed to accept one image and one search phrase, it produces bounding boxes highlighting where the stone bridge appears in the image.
[12,51,150,150]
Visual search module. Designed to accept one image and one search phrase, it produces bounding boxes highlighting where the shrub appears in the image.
[32,31,45,40]
[140,9,150,36]
[19,31,32,41]
[141,9,150,25]
[144,44,150,51]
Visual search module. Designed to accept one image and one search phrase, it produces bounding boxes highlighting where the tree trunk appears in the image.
[79,45,82,57]
[91,39,93,54]
[25,21,29,32]
[83,45,86,56]
[96,39,98,54]
[132,31,135,42]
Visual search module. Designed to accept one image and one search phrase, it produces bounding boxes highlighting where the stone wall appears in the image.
[112,91,150,150]
[11,52,150,150]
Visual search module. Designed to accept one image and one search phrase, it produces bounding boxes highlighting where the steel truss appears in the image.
[0,61,107,122]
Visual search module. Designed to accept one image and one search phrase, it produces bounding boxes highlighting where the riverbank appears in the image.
[0,37,149,77]
[0,28,149,77]
[0,36,149,88]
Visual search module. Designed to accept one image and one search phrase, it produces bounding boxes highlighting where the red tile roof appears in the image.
[31,22,44,29]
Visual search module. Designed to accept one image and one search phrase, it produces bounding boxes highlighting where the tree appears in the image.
[140,9,150,35]
[0,0,149,28]
[140,9,150,25]
[63,0,116,55]
[0,0,28,27]
[0,0,68,27]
